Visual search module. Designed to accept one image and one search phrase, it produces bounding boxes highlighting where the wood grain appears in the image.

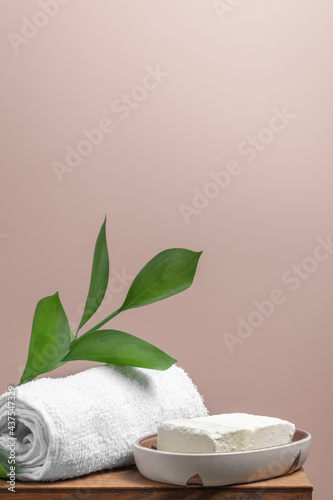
[0,466,312,499]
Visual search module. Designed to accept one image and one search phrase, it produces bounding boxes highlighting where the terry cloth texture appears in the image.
[0,364,207,481]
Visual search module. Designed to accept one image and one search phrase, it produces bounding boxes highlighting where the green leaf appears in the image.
[52,331,76,370]
[119,248,202,312]
[20,293,71,384]
[76,217,109,334]
[0,448,7,478]
[0,448,22,477]
[62,329,177,370]
[0,448,9,478]
[83,248,203,335]
[0,464,7,479]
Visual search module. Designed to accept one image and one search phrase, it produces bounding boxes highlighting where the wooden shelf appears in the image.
[0,466,312,499]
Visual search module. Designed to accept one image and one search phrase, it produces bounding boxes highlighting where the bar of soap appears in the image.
[157,413,295,453]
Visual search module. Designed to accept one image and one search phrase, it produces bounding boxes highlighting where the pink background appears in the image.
[1,0,332,496]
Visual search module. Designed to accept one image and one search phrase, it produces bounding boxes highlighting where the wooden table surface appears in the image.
[0,466,312,499]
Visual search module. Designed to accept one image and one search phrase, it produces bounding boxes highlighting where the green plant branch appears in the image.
[18,218,202,384]
[83,308,121,336]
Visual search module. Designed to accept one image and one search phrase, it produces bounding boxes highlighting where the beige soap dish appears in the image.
[133,429,311,487]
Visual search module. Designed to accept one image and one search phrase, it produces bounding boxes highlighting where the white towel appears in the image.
[0,364,207,481]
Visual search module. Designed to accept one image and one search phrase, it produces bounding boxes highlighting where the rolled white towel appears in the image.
[0,364,207,481]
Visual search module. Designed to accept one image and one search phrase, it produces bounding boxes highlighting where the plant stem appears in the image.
[83,308,122,336]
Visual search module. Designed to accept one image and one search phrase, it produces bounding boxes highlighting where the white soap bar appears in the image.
[157,413,295,453]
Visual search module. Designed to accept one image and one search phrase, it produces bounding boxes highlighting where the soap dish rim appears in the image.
[135,428,310,457]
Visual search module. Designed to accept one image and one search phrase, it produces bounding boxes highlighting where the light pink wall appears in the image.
[1,0,332,496]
